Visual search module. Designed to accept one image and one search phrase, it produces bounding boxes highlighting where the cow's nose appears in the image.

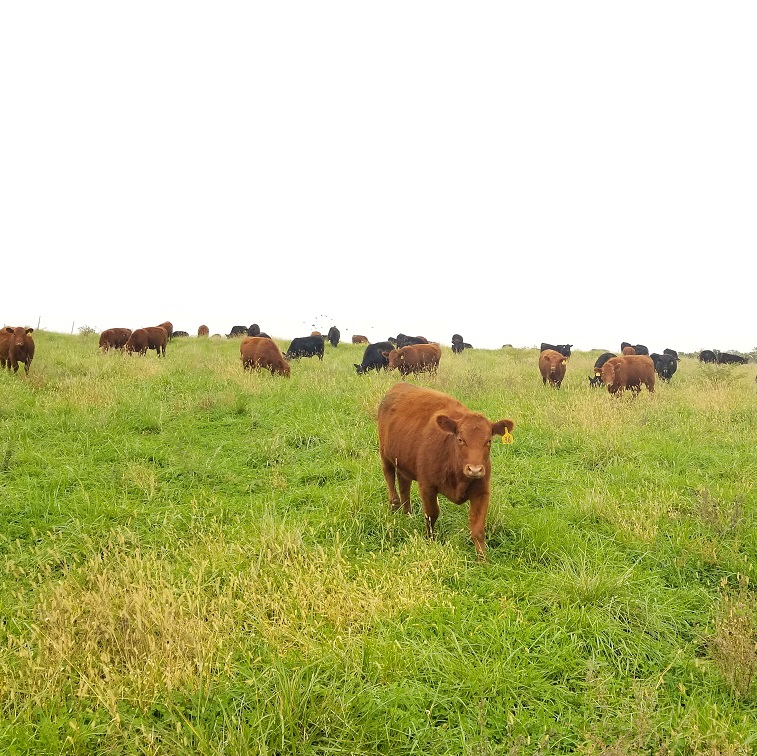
[464,464,485,478]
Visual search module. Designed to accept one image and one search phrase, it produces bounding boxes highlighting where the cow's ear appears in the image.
[492,419,514,437]
[25,328,34,334]
[436,414,458,435]
[380,351,390,358]
[5,327,13,334]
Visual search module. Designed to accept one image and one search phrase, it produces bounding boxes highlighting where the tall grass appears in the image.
[1,333,756,754]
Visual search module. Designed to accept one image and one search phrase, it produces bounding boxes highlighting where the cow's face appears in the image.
[7,327,30,347]
[436,413,514,479]
[588,375,603,388]
[387,349,402,370]
[601,361,619,391]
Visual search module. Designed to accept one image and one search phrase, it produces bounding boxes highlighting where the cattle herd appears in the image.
[2,321,754,557]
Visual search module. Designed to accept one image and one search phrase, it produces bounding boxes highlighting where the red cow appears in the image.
[387,343,441,375]
[601,355,655,395]
[240,336,290,376]
[621,346,636,356]
[351,335,369,344]
[538,349,567,388]
[377,383,514,558]
[0,326,35,374]
[99,327,132,352]
[156,321,174,340]
[125,327,168,356]
[197,325,209,337]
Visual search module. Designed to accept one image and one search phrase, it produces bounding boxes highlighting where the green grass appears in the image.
[1,332,756,754]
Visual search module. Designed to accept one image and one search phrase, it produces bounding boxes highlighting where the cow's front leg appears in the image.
[468,493,491,560]
[418,483,439,540]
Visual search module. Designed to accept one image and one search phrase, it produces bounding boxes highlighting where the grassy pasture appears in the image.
[1,332,756,755]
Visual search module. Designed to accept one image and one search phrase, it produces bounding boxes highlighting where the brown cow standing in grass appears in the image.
[157,321,174,340]
[0,327,35,374]
[387,343,441,375]
[240,337,290,377]
[538,349,567,388]
[99,327,132,352]
[601,355,655,396]
[125,327,168,356]
[351,334,369,344]
[377,383,514,558]
[197,325,209,337]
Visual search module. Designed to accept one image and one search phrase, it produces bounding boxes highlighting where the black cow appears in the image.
[354,341,394,375]
[650,353,678,382]
[228,325,247,338]
[394,333,429,349]
[452,334,464,354]
[172,331,189,338]
[327,326,340,348]
[248,324,261,337]
[589,352,616,388]
[621,342,649,355]
[540,343,572,358]
[663,348,679,360]
[717,352,748,365]
[285,335,325,360]
[699,350,717,363]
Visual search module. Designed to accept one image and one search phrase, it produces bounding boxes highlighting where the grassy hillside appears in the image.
[1,333,756,754]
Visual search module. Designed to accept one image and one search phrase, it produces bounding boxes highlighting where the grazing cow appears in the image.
[241,337,290,377]
[0,327,35,374]
[387,343,441,375]
[157,321,173,340]
[650,353,678,382]
[601,355,655,395]
[98,327,132,352]
[248,324,261,337]
[540,343,572,358]
[125,326,168,356]
[539,349,567,388]
[698,350,717,363]
[285,335,325,360]
[377,382,515,558]
[663,348,679,360]
[622,346,636,356]
[354,341,394,375]
[717,352,748,365]
[589,352,616,388]
[394,333,429,349]
[327,326,340,348]
[172,331,189,338]
[352,334,369,344]
[197,325,210,337]
[228,326,247,338]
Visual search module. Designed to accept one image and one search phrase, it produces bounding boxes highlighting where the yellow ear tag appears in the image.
[501,429,514,445]
[561,359,567,365]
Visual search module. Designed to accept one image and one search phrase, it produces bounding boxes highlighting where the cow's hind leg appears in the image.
[381,457,401,510]
[397,472,412,515]
[418,483,440,540]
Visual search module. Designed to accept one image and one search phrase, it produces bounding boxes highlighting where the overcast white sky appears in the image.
[2,3,755,352]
